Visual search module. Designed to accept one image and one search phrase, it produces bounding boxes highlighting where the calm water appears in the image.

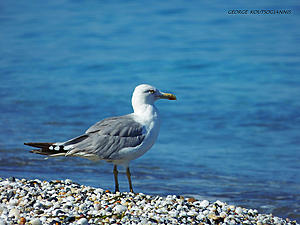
[1,0,300,221]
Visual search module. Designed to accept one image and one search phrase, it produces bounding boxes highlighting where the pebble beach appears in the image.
[0,177,298,225]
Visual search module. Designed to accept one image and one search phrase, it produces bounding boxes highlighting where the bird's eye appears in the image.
[149,90,155,94]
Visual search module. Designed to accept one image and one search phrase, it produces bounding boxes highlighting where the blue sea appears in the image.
[0,0,300,221]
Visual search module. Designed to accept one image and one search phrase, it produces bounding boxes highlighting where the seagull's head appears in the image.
[132,84,176,108]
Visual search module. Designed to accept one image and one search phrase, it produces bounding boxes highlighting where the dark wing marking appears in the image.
[24,142,59,155]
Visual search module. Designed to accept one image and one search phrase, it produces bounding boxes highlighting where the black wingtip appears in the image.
[24,142,54,148]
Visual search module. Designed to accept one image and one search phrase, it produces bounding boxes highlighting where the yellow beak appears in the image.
[159,92,177,100]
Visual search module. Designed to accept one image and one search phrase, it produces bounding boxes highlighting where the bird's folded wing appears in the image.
[66,115,146,160]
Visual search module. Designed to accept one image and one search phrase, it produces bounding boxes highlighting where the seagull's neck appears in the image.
[132,103,159,122]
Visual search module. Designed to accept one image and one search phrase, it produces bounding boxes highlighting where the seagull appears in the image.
[25,84,176,193]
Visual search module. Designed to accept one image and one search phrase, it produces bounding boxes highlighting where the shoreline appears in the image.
[0,177,298,225]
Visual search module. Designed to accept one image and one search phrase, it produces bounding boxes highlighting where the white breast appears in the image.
[114,105,161,165]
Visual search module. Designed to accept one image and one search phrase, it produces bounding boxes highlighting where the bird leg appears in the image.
[126,167,134,193]
[113,165,119,193]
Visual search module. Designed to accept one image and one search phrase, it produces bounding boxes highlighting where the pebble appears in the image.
[0,177,298,225]
[200,199,210,208]
[8,208,20,219]
[29,218,42,225]
[19,217,26,225]
[77,218,88,225]
[236,206,243,214]
[114,204,127,214]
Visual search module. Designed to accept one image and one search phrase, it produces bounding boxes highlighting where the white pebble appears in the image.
[169,210,178,217]
[200,200,209,208]
[235,207,243,214]
[93,203,101,211]
[220,211,227,218]
[33,202,42,208]
[143,203,151,212]
[215,200,225,207]
[40,216,47,223]
[66,196,75,202]
[187,210,197,216]
[196,213,205,220]
[179,211,187,217]
[229,205,236,211]
[79,203,87,211]
[29,218,42,225]
[62,202,73,210]
[114,205,127,214]
[77,218,88,225]
[176,204,182,210]
[94,188,104,194]
[43,201,52,208]
[202,210,209,215]
[8,208,20,219]
[9,199,18,206]
[65,179,72,184]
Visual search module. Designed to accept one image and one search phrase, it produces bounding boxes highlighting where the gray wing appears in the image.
[64,115,145,160]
